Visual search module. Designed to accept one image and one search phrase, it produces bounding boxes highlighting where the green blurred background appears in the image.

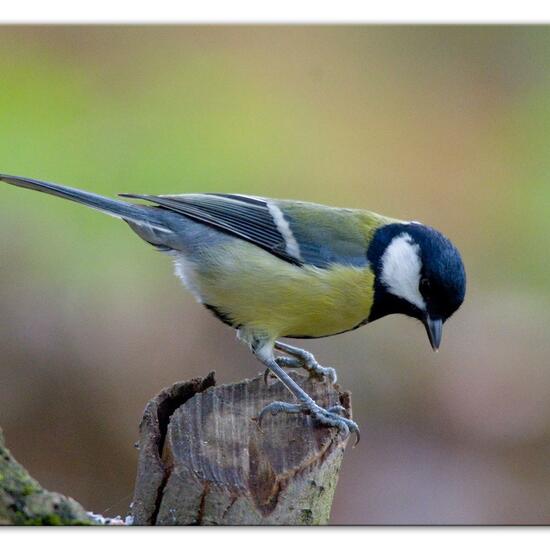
[1,26,549,524]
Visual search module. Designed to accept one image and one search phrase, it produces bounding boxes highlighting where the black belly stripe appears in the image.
[283,316,370,339]
[203,303,239,329]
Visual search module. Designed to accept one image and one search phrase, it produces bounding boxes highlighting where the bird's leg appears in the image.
[253,343,359,444]
[273,341,338,384]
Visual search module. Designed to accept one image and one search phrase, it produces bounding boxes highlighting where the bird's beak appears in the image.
[424,316,443,351]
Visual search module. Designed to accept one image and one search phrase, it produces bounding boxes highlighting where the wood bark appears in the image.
[131,370,352,525]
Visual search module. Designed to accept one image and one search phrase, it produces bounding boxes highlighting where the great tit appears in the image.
[1,174,466,442]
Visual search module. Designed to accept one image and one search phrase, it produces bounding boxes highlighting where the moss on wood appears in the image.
[0,429,94,526]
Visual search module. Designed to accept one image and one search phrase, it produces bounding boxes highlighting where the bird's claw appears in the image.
[299,351,338,384]
[326,404,347,415]
[257,399,360,445]
[275,355,338,384]
[310,364,338,384]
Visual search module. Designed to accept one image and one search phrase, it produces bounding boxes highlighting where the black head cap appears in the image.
[367,222,466,349]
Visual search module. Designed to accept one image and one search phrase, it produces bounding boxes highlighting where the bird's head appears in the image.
[366,222,466,350]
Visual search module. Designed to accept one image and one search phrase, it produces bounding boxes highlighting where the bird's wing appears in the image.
[120,193,381,268]
[275,198,387,268]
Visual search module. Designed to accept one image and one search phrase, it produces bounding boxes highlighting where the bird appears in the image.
[1,174,466,443]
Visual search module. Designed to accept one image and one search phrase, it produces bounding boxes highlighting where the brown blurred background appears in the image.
[0,26,549,525]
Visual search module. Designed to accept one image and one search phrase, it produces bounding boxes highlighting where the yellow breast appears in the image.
[189,240,375,339]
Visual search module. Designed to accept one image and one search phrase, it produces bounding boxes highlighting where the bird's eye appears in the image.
[419,277,431,295]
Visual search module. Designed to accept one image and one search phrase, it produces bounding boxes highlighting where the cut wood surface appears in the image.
[131,371,353,525]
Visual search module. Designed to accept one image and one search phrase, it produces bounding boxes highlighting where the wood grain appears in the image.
[131,370,352,525]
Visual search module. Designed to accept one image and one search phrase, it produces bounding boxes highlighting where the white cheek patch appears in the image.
[380,233,426,311]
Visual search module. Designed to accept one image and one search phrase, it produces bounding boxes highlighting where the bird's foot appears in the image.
[263,356,337,385]
[273,355,338,384]
[257,399,360,445]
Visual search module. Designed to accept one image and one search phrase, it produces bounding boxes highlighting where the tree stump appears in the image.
[131,371,353,525]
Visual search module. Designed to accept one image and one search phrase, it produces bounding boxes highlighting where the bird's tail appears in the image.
[0,174,169,231]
